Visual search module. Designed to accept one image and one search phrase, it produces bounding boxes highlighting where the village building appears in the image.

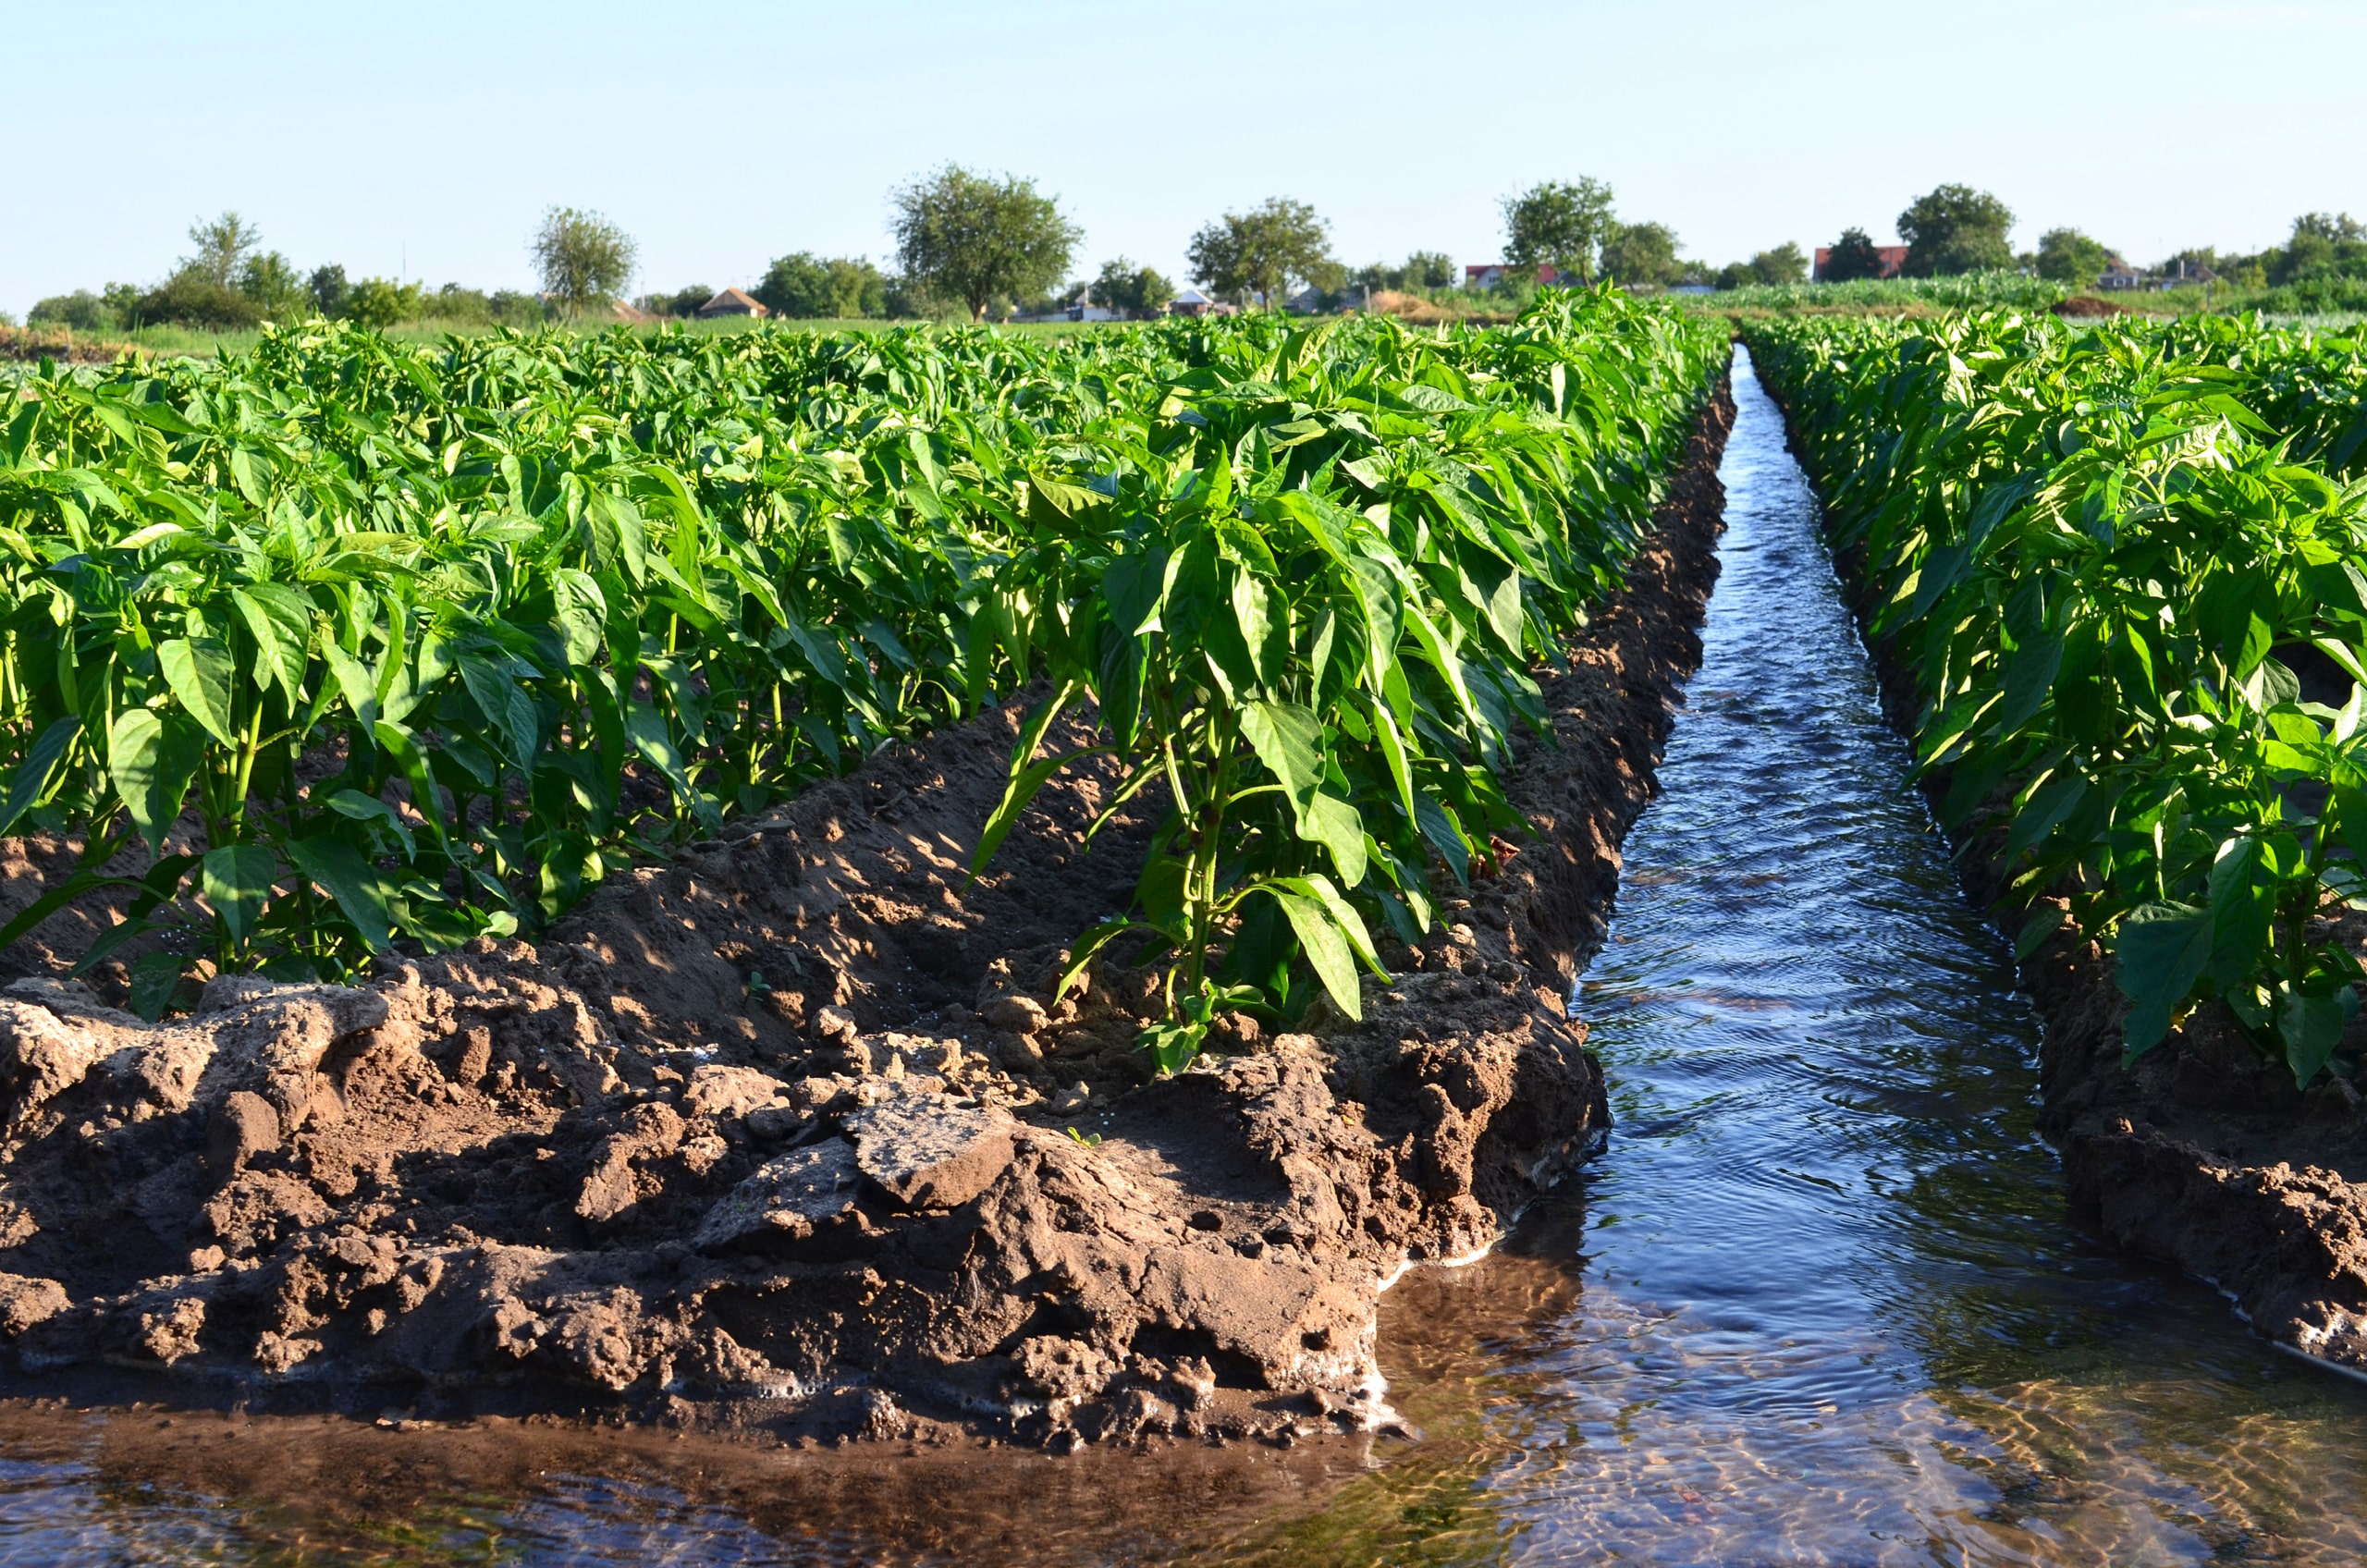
[694,288,770,319]
[1465,263,1565,289]
[1809,244,1909,282]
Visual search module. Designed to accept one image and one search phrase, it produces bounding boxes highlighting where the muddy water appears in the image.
[4,349,2364,1564]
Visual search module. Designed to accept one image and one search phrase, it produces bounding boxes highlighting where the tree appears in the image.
[890,165,1079,322]
[635,285,714,318]
[1748,242,1809,286]
[533,206,638,318]
[132,274,261,329]
[1186,198,1333,307]
[342,278,424,330]
[2276,213,2367,285]
[755,252,889,319]
[1501,178,1616,282]
[1897,184,2016,276]
[309,265,350,319]
[235,251,311,317]
[2033,228,2111,284]
[27,291,117,332]
[1821,227,1888,283]
[1090,256,1173,318]
[1598,221,1683,288]
[1404,250,1456,289]
[183,212,264,288]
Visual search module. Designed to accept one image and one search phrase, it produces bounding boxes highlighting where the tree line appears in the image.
[31,167,2364,337]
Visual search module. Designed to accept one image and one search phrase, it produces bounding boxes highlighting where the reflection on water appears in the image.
[5,352,2364,1566]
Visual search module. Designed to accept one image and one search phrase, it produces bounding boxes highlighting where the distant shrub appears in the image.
[28,290,117,332]
[340,278,426,329]
[134,271,264,329]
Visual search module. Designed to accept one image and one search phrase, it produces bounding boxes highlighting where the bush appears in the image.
[636,286,714,318]
[310,265,350,318]
[28,291,117,332]
[235,252,313,320]
[754,254,887,319]
[341,278,424,330]
[133,272,264,329]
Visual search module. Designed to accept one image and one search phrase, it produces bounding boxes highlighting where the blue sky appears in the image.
[8,0,2363,312]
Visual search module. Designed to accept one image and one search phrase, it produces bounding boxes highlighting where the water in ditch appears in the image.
[4,348,2364,1565]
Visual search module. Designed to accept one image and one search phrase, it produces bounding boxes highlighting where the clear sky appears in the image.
[8,0,2363,313]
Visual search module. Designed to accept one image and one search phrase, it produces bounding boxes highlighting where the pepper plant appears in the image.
[1750,309,2367,1088]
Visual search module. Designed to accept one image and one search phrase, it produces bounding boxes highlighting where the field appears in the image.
[0,312,1122,365]
[1747,308,2367,1082]
[0,294,1723,1058]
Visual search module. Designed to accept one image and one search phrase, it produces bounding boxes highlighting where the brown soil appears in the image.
[1759,380,2367,1380]
[0,382,1735,1447]
[0,325,145,364]
[2050,296,2131,318]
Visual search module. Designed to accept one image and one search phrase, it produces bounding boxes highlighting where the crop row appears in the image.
[0,295,1725,1055]
[1747,310,2367,1088]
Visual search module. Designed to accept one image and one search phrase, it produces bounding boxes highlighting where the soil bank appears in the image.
[0,380,1738,1448]
[1758,370,2367,1383]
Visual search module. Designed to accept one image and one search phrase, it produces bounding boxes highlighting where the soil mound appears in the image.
[0,386,1735,1445]
[2050,295,2129,318]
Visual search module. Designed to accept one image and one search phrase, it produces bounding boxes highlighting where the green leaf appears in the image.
[107,708,205,857]
[970,680,1087,881]
[1240,700,1325,816]
[2004,772,2086,863]
[1231,571,1279,689]
[323,639,379,729]
[285,835,396,953]
[1103,549,1169,636]
[1301,791,1368,887]
[230,582,313,701]
[127,950,187,1023]
[1270,888,1362,1022]
[156,637,237,747]
[2013,903,2067,962]
[327,789,417,859]
[2205,836,2275,993]
[2281,983,2358,1089]
[1055,916,1141,1003]
[0,717,82,837]
[1282,871,1384,974]
[202,843,278,943]
[2114,901,2213,1060]
[460,654,539,765]
[1996,629,2062,735]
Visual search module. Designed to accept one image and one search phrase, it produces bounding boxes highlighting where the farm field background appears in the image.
[11,2,2367,1546]
[0,293,1723,1060]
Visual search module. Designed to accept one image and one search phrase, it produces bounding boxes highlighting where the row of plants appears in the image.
[2148,313,2367,477]
[0,295,1725,1052]
[1746,309,2367,1089]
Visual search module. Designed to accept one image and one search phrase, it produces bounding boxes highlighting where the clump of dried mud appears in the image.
[0,386,1735,1447]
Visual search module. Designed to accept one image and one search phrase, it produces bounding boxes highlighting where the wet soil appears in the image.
[0,380,1738,1449]
[1759,374,2367,1381]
